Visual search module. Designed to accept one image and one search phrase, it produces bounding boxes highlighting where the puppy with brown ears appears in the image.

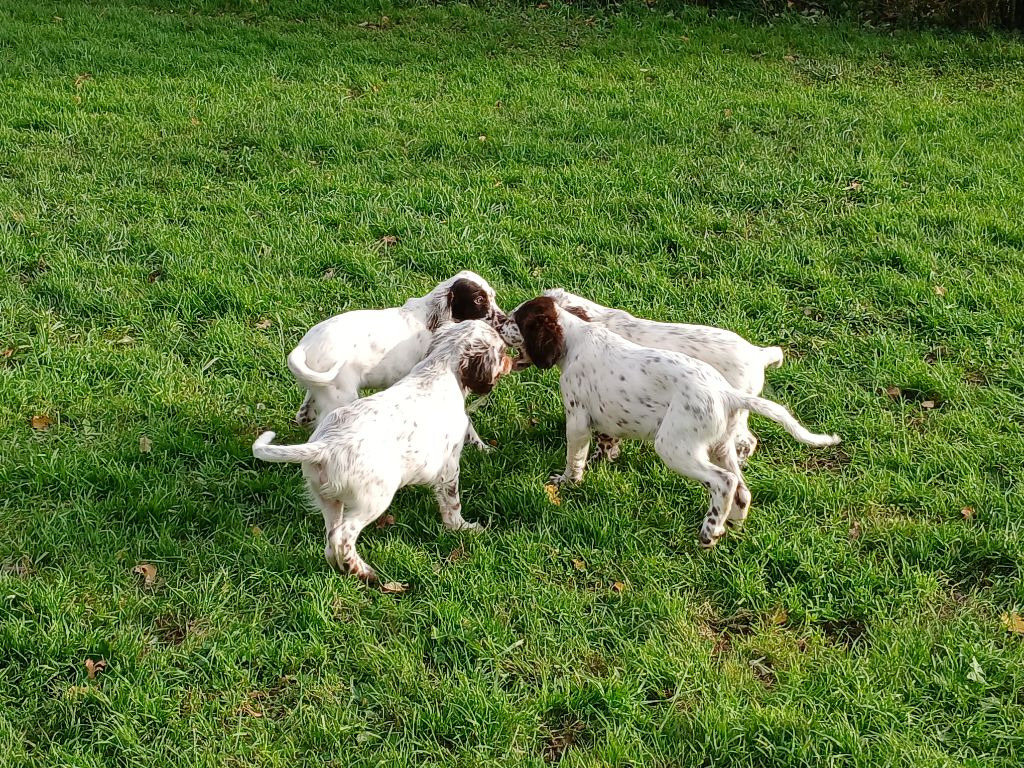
[288,271,506,452]
[500,297,839,548]
[254,321,513,581]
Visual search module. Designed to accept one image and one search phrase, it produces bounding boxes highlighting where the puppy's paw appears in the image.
[471,440,495,453]
[547,473,577,487]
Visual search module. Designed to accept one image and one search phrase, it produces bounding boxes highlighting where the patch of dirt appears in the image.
[542,716,587,763]
[819,617,867,648]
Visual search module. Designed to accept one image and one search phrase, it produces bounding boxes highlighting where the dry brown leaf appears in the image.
[190,117,201,126]
[1000,612,1024,634]
[848,521,862,541]
[255,318,272,330]
[74,73,92,89]
[681,35,690,42]
[611,581,626,593]
[478,135,487,142]
[132,562,157,588]
[2,348,13,358]
[375,514,396,529]
[783,54,798,63]
[447,545,466,563]
[723,108,733,117]
[11,211,25,224]
[844,180,863,191]
[961,506,975,520]
[933,285,947,296]
[379,235,398,246]
[921,400,936,409]
[322,268,336,280]
[544,484,562,506]
[31,414,52,431]
[380,581,408,594]
[115,335,133,344]
[537,2,549,7]
[139,436,152,454]
[84,659,107,680]
[572,558,586,571]
[885,386,901,399]
[251,526,262,536]
[769,608,788,626]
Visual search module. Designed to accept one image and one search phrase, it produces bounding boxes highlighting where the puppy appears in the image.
[542,289,783,464]
[254,321,513,581]
[288,271,505,450]
[502,297,839,547]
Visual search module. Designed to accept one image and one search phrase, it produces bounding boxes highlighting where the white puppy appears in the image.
[288,271,505,451]
[254,321,513,581]
[541,289,784,464]
[502,297,839,548]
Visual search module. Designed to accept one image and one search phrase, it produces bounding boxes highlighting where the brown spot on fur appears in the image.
[459,345,501,395]
[563,305,591,322]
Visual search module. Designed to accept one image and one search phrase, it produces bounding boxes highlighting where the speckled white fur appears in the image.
[542,288,784,464]
[254,321,512,581]
[502,298,839,548]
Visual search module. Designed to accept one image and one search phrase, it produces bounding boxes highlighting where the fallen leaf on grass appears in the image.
[885,386,901,399]
[380,581,408,594]
[848,521,862,541]
[375,514,396,528]
[1000,612,1024,634]
[114,335,133,345]
[478,135,487,142]
[255,318,272,330]
[611,581,627,593]
[723,108,733,118]
[2,348,13,358]
[251,526,262,536]
[139,436,152,454]
[447,545,466,563]
[379,235,398,246]
[74,73,92,89]
[31,414,52,431]
[84,659,107,680]
[132,563,157,588]
[769,608,788,626]
[961,506,975,520]
[544,484,561,506]
[536,2,549,8]
[783,54,798,63]
[322,268,336,280]
[921,400,936,409]
[572,558,586,571]
[933,285,946,296]
[189,117,201,126]
[11,212,25,224]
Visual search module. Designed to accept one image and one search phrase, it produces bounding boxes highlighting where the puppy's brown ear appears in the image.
[459,347,498,395]
[518,300,565,370]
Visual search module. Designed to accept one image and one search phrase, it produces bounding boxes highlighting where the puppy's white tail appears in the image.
[287,347,344,385]
[253,431,324,463]
[729,392,840,448]
[760,346,784,369]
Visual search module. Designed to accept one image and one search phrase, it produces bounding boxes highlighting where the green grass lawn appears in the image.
[2,1,1024,765]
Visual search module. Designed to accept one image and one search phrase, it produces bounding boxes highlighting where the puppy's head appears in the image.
[505,296,566,371]
[445,271,506,326]
[431,320,513,396]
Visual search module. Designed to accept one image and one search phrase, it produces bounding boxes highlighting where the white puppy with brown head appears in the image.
[542,289,784,464]
[254,321,512,581]
[288,271,505,450]
[501,297,838,548]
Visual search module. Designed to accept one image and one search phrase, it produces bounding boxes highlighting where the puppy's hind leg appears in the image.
[711,441,752,530]
[656,434,738,549]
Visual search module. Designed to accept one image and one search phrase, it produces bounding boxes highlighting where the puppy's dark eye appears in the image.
[475,296,485,305]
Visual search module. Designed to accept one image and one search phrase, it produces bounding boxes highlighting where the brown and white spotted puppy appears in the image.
[542,289,784,465]
[254,321,514,581]
[287,270,506,449]
[500,297,839,548]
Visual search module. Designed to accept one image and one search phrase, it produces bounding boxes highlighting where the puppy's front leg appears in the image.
[433,462,483,532]
[549,411,590,486]
[465,418,493,453]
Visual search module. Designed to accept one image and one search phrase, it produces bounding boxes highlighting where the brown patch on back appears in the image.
[563,305,591,322]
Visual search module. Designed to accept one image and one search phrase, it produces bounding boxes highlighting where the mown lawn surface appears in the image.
[2,1,1024,765]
